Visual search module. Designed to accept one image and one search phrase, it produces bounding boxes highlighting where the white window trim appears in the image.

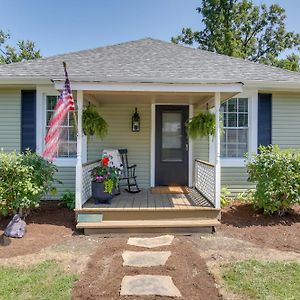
[209,90,258,167]
[36,86,87,167]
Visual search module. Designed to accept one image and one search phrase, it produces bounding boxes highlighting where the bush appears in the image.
[236,189,255,203]
[247,145,300,215]
[0,150,58,216]
[221,187,231,208]
[61,191,75,210]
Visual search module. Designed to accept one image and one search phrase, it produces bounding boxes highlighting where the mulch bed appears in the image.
[0,201,76,258]
[72,236,221,300]
[220,202,300,253]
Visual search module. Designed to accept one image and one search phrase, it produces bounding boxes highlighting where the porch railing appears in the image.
[81,159,101,206]
[194,159,216,207]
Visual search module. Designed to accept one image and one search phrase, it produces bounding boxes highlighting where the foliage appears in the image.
[0,261,78,300]
[82,103,108,139]
[91,155,119,194]
[272,53,300,72]
[0,150,58,216]
[172,0,300,71]
[236,189,255,203]
[247,145,300,215]
[222,260,300,300]
[221,187,231,208]
[61,191,75,210]
[185,111,216,139]
[0,30,41,64]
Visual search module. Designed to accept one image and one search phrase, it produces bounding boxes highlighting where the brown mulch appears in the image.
[220,202,300,253]
[72,236,221,300]
[0,201,76,258]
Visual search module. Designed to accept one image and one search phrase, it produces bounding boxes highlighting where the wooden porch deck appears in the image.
[76,188,220,234]
[83,188,213,210]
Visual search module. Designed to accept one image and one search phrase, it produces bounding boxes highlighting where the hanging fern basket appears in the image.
[185,111,216,139]
[82,104,108,139]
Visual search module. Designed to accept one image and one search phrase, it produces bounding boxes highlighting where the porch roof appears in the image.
[84,90,238,107]
[1,38,300,86]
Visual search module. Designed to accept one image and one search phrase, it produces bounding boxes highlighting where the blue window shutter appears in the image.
[257,93,272,148]
[21,90,36,152]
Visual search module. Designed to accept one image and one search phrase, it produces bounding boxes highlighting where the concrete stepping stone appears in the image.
[122,251,171,267]
[120,275,181,297]
[127,235,174,248]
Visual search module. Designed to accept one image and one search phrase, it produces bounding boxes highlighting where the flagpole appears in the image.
[62,61,78,134]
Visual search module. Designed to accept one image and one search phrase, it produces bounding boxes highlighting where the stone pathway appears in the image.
[120,275,181,297]
[120,235,182,297]
[122,251,171,267]
[127,235,174,248]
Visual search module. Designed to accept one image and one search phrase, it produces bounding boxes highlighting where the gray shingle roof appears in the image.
[0,38,300,84]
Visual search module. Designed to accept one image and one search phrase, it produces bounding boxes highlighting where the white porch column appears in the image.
[214,92,221,209]
[75,90,83,209]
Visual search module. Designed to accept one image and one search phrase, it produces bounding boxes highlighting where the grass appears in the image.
[0,261,78,300]
[222,260,300,300]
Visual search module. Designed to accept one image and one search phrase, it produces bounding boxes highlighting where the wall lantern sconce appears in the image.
[132,107,140,132]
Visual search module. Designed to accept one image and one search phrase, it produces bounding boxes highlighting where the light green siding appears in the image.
[220,92,300,197]
[0,89,21,152]
[272,92,300,148]
[46,167,76,199]
[88,103,151,188]
[221,167,253,197]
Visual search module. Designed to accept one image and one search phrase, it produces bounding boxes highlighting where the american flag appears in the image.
[43,63,75,161]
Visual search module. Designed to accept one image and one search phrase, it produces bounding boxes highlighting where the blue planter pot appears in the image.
[92,181,114,204]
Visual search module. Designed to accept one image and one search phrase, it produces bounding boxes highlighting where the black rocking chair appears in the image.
[118,149,140,193]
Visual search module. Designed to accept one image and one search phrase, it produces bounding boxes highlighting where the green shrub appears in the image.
[61,191,75,210]
[236,189,255,203]
[221,187,231,208]
[247,145,300,215]
[0,150,58,216]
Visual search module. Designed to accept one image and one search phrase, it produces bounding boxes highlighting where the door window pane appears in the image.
[161,112,183,162]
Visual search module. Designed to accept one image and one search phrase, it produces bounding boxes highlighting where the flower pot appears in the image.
[92,181,114,204]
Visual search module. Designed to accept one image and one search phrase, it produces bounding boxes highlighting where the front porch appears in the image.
[82,187,213,209]
[58,82,244,234]
[76,190,220,234]
[76,159,220,234]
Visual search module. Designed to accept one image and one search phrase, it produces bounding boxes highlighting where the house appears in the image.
[1,38,300,233]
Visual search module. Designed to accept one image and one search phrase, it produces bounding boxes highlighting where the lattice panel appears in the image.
[194,160,215,206]
[82,160,101,205]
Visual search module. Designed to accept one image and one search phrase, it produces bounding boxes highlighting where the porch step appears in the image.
[76,218,220,235]
[75,207,220,221]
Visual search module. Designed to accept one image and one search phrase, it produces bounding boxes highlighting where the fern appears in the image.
[185,111,216,139]
[82,104,108,139]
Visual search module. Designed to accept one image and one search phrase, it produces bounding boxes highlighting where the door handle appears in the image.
[185,143,189,152]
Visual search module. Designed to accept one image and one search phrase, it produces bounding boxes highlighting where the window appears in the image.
[45,95,77,158]
[221,98,248,158]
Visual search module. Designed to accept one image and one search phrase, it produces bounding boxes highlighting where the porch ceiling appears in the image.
[84,91,237,108]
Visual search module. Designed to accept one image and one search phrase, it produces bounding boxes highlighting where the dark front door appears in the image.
[155,105,189,186]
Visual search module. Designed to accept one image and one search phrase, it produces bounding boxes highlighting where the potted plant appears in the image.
[185,111,216,139]
[82,103,108,139]
[91,155,119,204]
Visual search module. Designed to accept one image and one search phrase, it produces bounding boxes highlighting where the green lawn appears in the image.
[0,261,78,300]
[222,260,300,300]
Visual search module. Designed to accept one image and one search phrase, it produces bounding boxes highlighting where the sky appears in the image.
[0,0,299,57]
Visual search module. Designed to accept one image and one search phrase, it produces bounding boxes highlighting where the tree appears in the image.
[0,30,41,64]
[172,0,300,71]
